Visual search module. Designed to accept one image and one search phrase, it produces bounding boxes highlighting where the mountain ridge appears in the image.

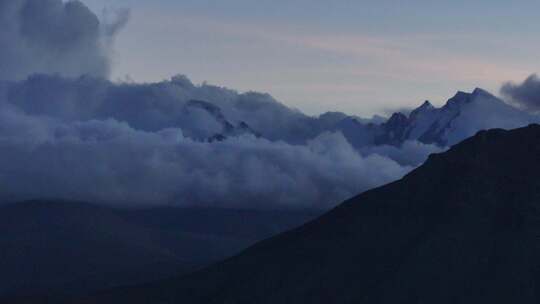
[79,123,540,304]
[371,88,537,147]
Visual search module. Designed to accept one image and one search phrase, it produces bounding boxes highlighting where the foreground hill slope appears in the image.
[0,201,318,299]
[86,124,540,304]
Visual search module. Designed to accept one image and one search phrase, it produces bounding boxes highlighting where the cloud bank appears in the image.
[0,74,419,209]
[360,140,445,167]
[0,0,128,80]
[501,74,540,112]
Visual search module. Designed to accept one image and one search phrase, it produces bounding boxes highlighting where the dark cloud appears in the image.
[1,74,361,143]
[501,74,540,112]
[0,74,418,209]
[0,0,128,80]
[0,94,410,209]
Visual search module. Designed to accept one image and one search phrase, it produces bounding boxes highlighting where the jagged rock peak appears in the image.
[410,100,435,118]
[472,87,492,97]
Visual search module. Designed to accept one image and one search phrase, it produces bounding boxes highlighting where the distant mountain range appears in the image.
[181,88,538,152]
[302,88,537,149]
[80,124,540,304]
[371,88,537,147]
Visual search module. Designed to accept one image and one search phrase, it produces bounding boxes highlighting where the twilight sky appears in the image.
[84,0,540,116]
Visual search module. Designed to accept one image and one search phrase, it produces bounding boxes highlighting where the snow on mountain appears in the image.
[147,84,539,154]
[373,88,539,147]
[440,89,538,145]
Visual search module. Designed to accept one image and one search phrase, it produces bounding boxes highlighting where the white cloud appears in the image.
[0,103,410,209]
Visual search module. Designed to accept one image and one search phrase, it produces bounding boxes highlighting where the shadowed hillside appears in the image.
[0,201,319,300]
[82,124,540,304]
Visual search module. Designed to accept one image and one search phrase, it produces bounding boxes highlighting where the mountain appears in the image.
[372,88,538,147]
[290,88,539,153]
[4,74,537,168]
[205,87,539,150]
[0,200,319,299]
[185,100,261,142]
[82,124,540,304]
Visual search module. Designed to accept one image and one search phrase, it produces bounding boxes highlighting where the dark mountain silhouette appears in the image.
[0,201,319,300]
[80,124,540,304]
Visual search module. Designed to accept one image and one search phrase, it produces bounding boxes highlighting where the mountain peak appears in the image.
[386,112,409,129]
[421,100,434,108]
[472,87,492,97]
[410,100,435,118]
[389,112,408,122]
[415,100,435,112]
[444,90,475,109]
[454,90,471,98]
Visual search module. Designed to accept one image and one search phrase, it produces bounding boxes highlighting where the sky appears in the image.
[83,0,540,116]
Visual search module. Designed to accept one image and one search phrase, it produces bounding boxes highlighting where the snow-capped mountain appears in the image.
[367,88,539,147]
[181,87,539,150]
